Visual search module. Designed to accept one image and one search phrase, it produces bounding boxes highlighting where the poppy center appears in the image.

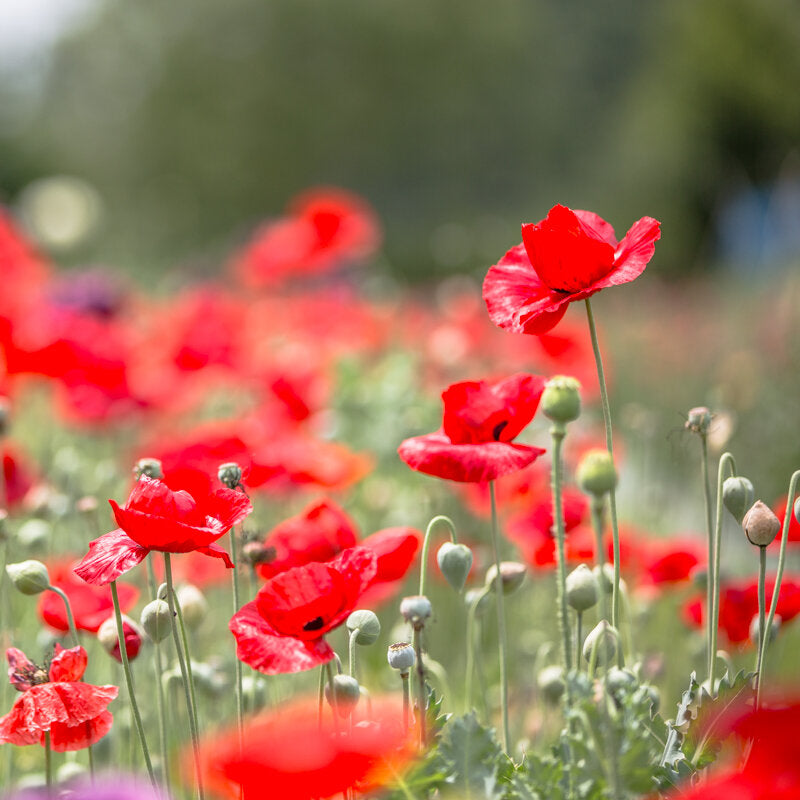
[302,616,325,631]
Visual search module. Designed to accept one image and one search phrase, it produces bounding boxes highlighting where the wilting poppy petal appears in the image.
[47,711,114,752]
[73,530,149,586]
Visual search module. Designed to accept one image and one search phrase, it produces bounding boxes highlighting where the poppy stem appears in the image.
[488,482,510,754]
[589,497,611,626]
[44,730,52,796]
[412,624,427,748]
[163,554,205,800]
[464,587,489,714]
[709,452,736,694]
[756,469,800,709]
[584,297,622,663]
[229,524,244,753]
[575,611,583,670]
[698,433,715,680]
[152,636,171,795]
[550,426,573,676]
[110,580,156,787]
[401,671,410,730]
[754,546,767,680]
[47,586,79,647]
[418,515,457,597]
[348,629,359,680]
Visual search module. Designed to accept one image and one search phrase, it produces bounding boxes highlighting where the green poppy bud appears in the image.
[134,458,163,480]
[742,500,781,547]
[484,561,526,595]
[577,450,618,497]
[582,620,619,666]
[176,584,208,628]
[387,641,416,671]
[465,588,490,616]
[645,684,660,712]
[400,595,432,625]
[436,542,473,593]
[140,599,173,643]
[605,667,637,695]
[593,563,615,595]
[6,560,51,595]
[722,476,755,524]
[685,406,712,435]
[218,462,243,489]
[566,564,598,612]
[347,609,381,645]
[537,665,565,704]
[750,613,781,647]
[541,376,581,424]
[325,674,361,716]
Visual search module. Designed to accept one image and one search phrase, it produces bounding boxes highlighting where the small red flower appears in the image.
[639,536,705,586]
[484,204,661,335]
[398,373,547,483]
[74,477,252,586]
[0,645,117,751]
[230,547,376,674]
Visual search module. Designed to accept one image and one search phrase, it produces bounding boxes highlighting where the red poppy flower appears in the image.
[2,444,36,509]
[398,373,547,483]
[638,536,705,586]
[483,204,661,335]
[770,494,800,547]
[0,645,117,751]
[38,561,139,633]
[229,547,376,674]
[197,695,414,800]
[74,477,252,586]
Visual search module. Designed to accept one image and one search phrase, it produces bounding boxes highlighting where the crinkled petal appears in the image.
[200,488,253,531]
[74,529,149,586]
[597,216,661,289]
[48,711,114,751]
[49,645,87,683]
[573,209,618,247]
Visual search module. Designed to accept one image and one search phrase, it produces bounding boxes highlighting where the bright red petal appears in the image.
[74,529,149,586]
[194,542,235,569]
[48,645,87,683]
[47,711,114,751]
[597,216,661,289]
[360,527,421,584]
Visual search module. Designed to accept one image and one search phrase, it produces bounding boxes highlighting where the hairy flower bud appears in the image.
[685,406,712,435]
[400,595,432,625]
[218,462,243,490]
[537,665,565,704]
[722,476,755,524]
[593,563,615,595]
[176,584,208,629]
[387,641,416,671]
[140,599,172,643]
[6,560,50,595]
[347,610,381,645]
[437,542,473,593]
[484,561,526,595]
[324,674,361,717]
[98,615,143,662]
[577,450,618,496]
[541,376,581,424]
[582,620,619,666]
[566,564,599,612]
[742,500,781,547]
[134,458,163,480]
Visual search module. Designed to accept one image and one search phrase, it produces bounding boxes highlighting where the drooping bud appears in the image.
[399,595,432,626]
[324,674,361,717]
[387,642,416,671]
[484,561,526,595]
[218,462,243,490]
[749,613,781,647]
[582,620,619,666]
[722,476,755,524]
[566,564,599,612]
[97,615,143,662]
[6,560,50,595]
[742,501,781,547]
[465,588,491,616]
[541,376,581,425]
[346,610,381,645]
[577,450,618,497]
[134,458,163,481]
[605,667,637,696]
[537,665,565,704]
[176,584,208,628]
[685,406,712,435]
[436,542,473,593]
[593,563,614,595]
[140,599,172,643]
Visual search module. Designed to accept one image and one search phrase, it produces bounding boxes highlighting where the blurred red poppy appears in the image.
[1,444,36,509]
[770,494,800,548]
[638,536,705,586]
[74,477,252,585]
[229,547,376,674]
[484,204,660,335]
[398,373,547,483]
[0,645,117,751]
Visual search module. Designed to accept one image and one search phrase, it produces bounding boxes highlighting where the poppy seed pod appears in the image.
[6,560,51,595]
[685,406,712,435]
[436,541,473,593]
[140,598,172,643]
[566,564,599,612]
[722,476,755,524]
[324,674,361,717]
[218,462,243,490]
[346,609,381,646]
[484,561,526,595]
[541,376,582,424]
[537,665,565,704]
[742,501,781,547]
[134,457,163,480]
[399,595,432,625]
[577,450,618,497]
[387,641,416,671]
[582,620,619,666]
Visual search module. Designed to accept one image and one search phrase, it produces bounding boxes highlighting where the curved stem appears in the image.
[465,588,489,714]
[754,546,767,682]
[49,586,79,647]
[412,625,427,748]
[699,434,714,679]
[488,482,510,753]
[418,515,457,597]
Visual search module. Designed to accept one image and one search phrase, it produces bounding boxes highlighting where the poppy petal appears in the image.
[48,645,87,683]
[599,216,661,288]
[74,529,149,586]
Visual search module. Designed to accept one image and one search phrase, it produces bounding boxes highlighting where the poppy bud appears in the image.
[577,450,618,497]
[742,501,781,547]
[794,496,800,526]
[134,457,163,480]
[6,560,50,595]
[436,542,473,593]
[645,684,660,712]
[16,519,51,551]
[242,540,276,566]
[541,376,581,424]
[722,476,755,524]
[749,613,781,647]
[347,610,381,645]
[324,674,361,717]
[140,599,172,643]
[399,595,432,625]
[566,564,598,612]
[685,406,712,435]
[537,665,565,704]
[485,561,526,595]
[605,667,637,695]
[218,462,243,490]
[593,563,615,595]
[191,661,228,697]
[582,620,619,666]
[387,641,416,671]
[465,588,490,617]
[176,584,208,628]
[97,615,143,662]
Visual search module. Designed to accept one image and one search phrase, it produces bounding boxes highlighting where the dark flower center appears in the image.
[302,616,325,632]
[492,421,509,441]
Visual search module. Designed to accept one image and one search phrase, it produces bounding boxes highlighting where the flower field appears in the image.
[0,190,799,799]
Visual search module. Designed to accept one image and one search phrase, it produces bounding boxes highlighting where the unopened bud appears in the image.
[541,376,581,425]
[324,674,361,717]
[6,560,50,595]
[437,542,473,593]
[465,588,491,616]
[140,599,172,643]
[537,665,565,704]
[749,613,781,647]
[97,615,143,662]
[485,561,526,595]
[566,564,598,612]
[387,642,416,671]
[218,462,243,489]
[593,563,615,595]
[176,584,208,628]
[242,540,275,567]
[347,610,381,645]
[134,458,163,480]
[605,667,637,695]
[742,501,781,547]
[582,620,619,666]
[685,407,712,435]
[399,595,432,625]
[722,476,754,524]
[577,450,618,496]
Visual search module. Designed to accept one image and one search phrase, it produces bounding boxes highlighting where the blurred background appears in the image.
[1,0,800,282]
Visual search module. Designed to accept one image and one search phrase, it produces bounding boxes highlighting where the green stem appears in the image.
[401,672,410,730]
[488,482,510,753]
[709,452,736,693]
[49,586,79,647]
[418,515,457,597]
[229,524,244,751]
[348,629,359,680]
[412,625,427,748]
[324,660,340,732]
[153,638,171,794]
[164,554,205,800]
[45,730,52,796]
[699,434,715,680]
[318,664,326,728]
[584,298,622,651]
[550,427,572,673]
[589,497,610,624]
[754,546,767,682]
[576,612,583,670]
[111,581,156,786]
[465,588,489,713]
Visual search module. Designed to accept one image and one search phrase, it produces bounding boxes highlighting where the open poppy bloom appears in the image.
[74,477,252,586]
[230,547,376,674]
[398,373,547,483]
[483,204,661,335]
[197,695,414,800]
[0,645,117,751]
